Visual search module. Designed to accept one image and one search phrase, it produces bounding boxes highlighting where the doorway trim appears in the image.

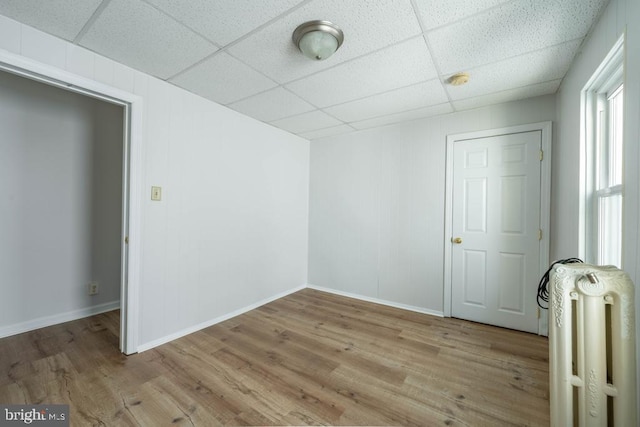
[0,49,142,354]
[443,121,552,334]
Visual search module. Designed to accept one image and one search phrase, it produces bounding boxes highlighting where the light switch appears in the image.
[151,186,162,201]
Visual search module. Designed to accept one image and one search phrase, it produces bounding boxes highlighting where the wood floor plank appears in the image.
[201,325,347,423]
[0,289,549,425]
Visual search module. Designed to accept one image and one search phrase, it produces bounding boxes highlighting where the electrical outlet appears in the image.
[88,282,99,296]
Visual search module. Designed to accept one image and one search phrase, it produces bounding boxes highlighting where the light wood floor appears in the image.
[0,289,549,426]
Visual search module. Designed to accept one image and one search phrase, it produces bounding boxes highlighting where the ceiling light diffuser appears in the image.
[449,72,470,86]
[292,20,344,61]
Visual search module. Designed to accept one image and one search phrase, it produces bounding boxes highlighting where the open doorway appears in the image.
[0,52,141,354]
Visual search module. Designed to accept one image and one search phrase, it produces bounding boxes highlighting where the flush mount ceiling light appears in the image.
[448,72,470,86]
[292,20,344,61]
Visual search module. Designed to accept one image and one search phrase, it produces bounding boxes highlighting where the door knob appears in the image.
[451,237,462,244]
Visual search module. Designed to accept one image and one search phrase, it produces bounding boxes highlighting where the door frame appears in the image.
[0,50,143,354]
[443,121,552,335]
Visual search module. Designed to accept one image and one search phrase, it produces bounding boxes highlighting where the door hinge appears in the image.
[538,229,543,240]
[539,150,544,161]
[537,307,541,319]
[125,236,129,244]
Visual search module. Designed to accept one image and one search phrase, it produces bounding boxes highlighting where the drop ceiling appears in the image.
[0,0,608,139]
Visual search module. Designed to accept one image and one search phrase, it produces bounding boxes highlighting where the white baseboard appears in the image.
[1,285,442,350]
[306,284,444,318]
[0,300,120,339]
[136,284,307,353]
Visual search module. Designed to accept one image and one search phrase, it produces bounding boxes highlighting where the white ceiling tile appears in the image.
[351,103,453,130]
[299,124,356,140]
[228,0,422,83]
[446,40,580,101]
[270,110,343,134]
[0,0,607,138]
[171,52,278,105]
[428,0,608,74]
[145,0,304,46]
[0,0,102,41]
[79,0,218,79]
[452,80,561,111]
[414,0,511,30]
[324,79,448,123]
[228,87,315,122]
[286,37,438,108]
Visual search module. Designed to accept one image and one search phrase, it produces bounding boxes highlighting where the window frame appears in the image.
[580,35,625,267]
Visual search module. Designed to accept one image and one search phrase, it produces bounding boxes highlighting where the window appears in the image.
[595,83,623,266]
[581,36,624,267]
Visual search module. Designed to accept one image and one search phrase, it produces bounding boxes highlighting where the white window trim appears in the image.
[580,34,625,265]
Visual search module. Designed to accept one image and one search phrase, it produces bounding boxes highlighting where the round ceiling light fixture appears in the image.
[448,72,470,86]
[292,20,344,61]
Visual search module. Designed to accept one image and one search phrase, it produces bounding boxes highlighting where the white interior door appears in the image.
[450,130,542,333]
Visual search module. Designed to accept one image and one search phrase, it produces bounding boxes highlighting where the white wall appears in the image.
[0,70,123,332]
[554,0,640,413]
[309,95,556,314]
[0,16,310,349]
[92,100,125,306]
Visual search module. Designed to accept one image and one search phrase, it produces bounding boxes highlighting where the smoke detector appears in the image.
[448,72,470,86]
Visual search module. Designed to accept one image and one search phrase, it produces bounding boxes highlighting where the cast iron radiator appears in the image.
[549,263,636,426]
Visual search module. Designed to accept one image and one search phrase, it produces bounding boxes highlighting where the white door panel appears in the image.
[451,131,541,333]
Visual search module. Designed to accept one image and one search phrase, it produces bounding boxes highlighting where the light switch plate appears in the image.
[151,186,162,201]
